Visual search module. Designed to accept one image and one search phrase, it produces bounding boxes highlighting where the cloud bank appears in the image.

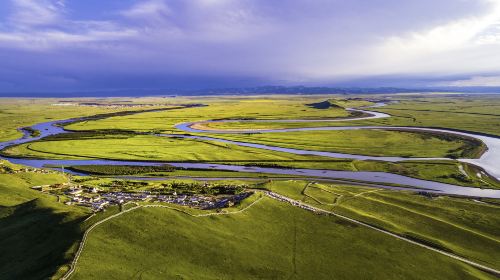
[0,0,499,92]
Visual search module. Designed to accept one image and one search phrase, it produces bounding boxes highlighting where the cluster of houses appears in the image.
[32,182,253,212]
[0,162,53,175]
[64,186,110,211]
[17,167,54,174]
[52,102,167,108]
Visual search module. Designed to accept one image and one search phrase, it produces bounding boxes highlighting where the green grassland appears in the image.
[3,128,483,160]
[0,98,150,142]
[0,161,69,206]
[53,95,495,162]
[2,133,331,161]
[0,199,87,280]
[201,129,483,158]
[202,120,349,130]
[376,95,500,135]
[2,95,495,189]
[0,161,91,280]
[2,95,500,280]
[259,180,500,268]
[3,133,497,188]
[337,95,500,136]
[70,194,496,280]
[0,160,499,279]
[63,97,358,133]
[372,95,500,136]
[4,95,499,139]
[194,95,500,137]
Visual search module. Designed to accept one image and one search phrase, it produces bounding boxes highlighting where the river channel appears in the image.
[1,104,499,198]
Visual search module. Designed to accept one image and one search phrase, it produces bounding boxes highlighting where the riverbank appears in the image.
[1,101,500,197]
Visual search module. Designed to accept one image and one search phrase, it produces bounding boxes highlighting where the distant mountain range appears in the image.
[192,86,500,95]
[1,86,500,97]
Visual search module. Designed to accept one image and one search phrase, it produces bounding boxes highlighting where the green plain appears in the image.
[70,194,497,280]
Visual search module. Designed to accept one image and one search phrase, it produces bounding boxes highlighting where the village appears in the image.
[0,162,54,175]
[31,181,253,212]
[51,101,173,108]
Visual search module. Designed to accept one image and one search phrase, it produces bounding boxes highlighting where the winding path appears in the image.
[61,193,500,279]
[61,196,265,280]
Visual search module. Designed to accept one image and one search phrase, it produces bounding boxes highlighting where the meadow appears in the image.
[69,192,497,279]
[0,160,90,280]
[203,129,484,158]
[3,95,498,188]
[4,132,497,189]
[259,180,500,268]
[3,135,497,189]
[2,133,328,161]
[0,98,148,142]
[1,94,500,279]
[0,164,498,279]
[3,128,482,160]
[372,95,500,136]
[194,95,500,137]
[63,96,355,133]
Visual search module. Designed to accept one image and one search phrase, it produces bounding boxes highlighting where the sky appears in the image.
[0,0,500,93]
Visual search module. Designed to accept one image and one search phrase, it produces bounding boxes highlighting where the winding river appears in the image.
[1,103,500,198]
[175,105,500,180]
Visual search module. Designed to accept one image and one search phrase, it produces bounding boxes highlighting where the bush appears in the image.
[66,165,176,175]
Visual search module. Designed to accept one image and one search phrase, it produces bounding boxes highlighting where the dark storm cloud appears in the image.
[0,0,499,92]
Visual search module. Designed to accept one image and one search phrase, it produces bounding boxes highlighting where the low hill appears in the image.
[306,100,344,109]
[0,171,90,280]
[69,196,495,280]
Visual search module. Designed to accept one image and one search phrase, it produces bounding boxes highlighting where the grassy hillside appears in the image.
[0,165,91,280]
[0,167,68,206]
[260,180,500,268]
[70,196,495,280]
[0,199,88,280]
